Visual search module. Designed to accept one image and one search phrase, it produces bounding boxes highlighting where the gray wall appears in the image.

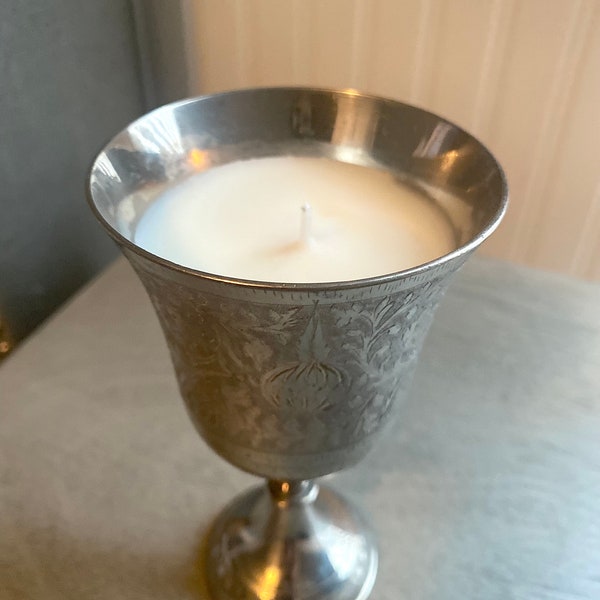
[0,1,146,348]
[131,0,190,107]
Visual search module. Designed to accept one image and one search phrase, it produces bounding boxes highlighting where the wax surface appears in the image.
[134,156,456,283]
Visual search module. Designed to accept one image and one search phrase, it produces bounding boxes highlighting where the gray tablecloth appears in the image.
[1,257,599,599]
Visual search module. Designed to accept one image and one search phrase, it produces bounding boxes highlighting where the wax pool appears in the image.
[134,156,456,283]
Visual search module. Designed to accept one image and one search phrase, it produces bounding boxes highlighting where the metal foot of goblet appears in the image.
[88,88,507,600]
[206,480,378,600]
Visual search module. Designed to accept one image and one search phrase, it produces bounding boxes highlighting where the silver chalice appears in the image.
[87,87,507,600]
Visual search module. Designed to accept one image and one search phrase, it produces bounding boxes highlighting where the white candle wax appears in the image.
[134,156,456,283]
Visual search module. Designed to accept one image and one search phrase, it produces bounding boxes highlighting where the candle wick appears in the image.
[300,203,313,245]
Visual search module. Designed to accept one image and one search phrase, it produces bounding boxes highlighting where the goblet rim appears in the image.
[86,85,508,292]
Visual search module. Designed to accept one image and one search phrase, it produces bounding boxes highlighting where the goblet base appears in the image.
[206,480,378,600]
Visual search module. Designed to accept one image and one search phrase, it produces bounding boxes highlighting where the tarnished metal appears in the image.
[87,87,507,600]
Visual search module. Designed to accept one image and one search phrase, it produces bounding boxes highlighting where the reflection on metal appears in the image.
[413,123,455,158]
[188,148,210,171]
[0,316,13,362]
[254,565,281,600]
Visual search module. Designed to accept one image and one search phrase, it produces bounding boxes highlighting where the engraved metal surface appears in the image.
[128,251,459,479]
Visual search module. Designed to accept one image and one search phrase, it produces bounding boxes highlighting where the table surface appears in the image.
[1,257,600,600]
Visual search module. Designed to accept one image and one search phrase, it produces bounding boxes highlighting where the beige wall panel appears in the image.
[527,4,600,278]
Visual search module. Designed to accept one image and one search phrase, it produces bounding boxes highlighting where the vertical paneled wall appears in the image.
[181,0,600,280]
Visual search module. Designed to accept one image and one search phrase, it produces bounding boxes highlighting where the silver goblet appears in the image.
[87,87,507,600]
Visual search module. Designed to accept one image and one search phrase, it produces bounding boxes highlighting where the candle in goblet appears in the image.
[133,156,457,283]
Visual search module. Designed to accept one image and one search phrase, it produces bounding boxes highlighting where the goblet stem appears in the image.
[206,479,378,600]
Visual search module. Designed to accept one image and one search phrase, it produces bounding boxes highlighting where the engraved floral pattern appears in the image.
[135,261,454,473]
